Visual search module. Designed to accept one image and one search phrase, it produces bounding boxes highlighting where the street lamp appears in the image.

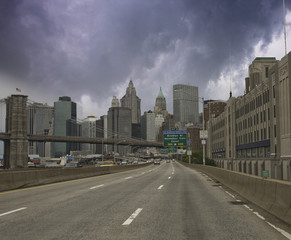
[173,90,206,165]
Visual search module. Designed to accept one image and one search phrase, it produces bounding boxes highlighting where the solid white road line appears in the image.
[0,207,27,217]
[158,185,164,190]
[90,184,104,190]
[122,208,143,226]
[125,176,133,180]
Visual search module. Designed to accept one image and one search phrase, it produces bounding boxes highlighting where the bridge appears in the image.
[0,94,163,169]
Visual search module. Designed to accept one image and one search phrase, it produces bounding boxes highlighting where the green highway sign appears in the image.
[163,130,187,147]
[262,170,269,178]
[161,148,169,153]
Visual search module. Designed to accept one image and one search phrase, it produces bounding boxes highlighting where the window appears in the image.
[274,125,276,138]
[274,106,276,118]
[265,67,269,78]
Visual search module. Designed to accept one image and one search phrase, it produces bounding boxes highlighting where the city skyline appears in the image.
[0,1,290,119]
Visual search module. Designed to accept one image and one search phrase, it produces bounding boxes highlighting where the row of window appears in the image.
[236,89,272,118]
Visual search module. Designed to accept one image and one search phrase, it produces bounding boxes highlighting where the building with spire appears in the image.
[154,87,168,118]
[120,80,141,124]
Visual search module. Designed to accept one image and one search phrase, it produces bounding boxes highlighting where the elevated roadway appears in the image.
[0,161,290,240]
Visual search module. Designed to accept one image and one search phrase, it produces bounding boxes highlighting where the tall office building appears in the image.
[81,115,98,154]
[53,96,79,157]
[120,80,141,124]
[173,84,199,128]
[154,87,168,118]
[96,115,107,154]
[27,102,54,157]
[107,97,132,155]
[141,111,155,141]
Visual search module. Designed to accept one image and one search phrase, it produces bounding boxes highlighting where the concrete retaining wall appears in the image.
[180,162,291,225]
[0,163,151,192]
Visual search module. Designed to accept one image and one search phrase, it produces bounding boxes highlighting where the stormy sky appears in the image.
[0,0,290,120]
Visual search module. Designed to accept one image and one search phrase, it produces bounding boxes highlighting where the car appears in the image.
[154,160,160,165]
[121,160,127,165]
[95,161,115,167]
[166,159,170,163]
[63,162,82,168]
[132,160,138,164]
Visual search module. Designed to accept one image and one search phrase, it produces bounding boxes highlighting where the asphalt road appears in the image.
[1,161,291,240]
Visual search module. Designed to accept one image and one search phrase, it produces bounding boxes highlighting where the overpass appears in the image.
[0,94,163,168]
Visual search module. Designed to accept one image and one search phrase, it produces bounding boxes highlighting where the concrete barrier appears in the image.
[179,161,291,225]
[0,163,151,192]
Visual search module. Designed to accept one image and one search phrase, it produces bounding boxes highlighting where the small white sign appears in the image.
[200,130,208,139]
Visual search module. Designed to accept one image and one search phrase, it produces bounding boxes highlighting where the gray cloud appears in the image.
[0,0,289,117]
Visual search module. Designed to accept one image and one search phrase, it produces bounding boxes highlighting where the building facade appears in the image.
[107,100,132,155]
[173,84,199,128]
[207,53,291,181]
[141,111,156,141]
[81,115,98,154]
[27,102,53,157]
[154,87,168,118]
[53,96,79,157]
[120,80,141,124]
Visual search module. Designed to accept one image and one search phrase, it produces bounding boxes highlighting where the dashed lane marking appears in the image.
[122,208,143,226]
[0,207,27,217]
[89,184,104,190]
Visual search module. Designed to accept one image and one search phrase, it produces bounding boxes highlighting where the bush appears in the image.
[181,150,216,166]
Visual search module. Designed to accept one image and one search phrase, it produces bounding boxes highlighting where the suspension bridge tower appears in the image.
[4,94,28,168]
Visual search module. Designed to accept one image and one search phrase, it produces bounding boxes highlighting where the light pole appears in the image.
[202,97,206,165]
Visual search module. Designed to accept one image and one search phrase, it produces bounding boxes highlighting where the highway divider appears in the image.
[0,163,151,192]
[180,161,291,225]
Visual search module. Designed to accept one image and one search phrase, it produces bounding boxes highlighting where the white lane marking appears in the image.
[141,172,145,174]
[158,185,164,190]
[253,212,265,221]
[0,207,27,217]
[168,177,171,179]
[172,172,174,175]
[225,191,235,199]
[122,208,143,226]
[125,176,133,180]
[267,221,291,240]
[243,204,291,239]
[90,184,104,190]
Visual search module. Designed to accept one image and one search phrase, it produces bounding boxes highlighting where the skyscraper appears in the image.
[27,102,53,157]
[154,87,168,118]
[107,96,132,155]
[53,96,79,157]
[120,80,141,124]
[141,111,155,141]
[173,84,199,128]
[81,115,98,154]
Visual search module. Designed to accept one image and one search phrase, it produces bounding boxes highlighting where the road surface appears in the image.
[1,161,291,240]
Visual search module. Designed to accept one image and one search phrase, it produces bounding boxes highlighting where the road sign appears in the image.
[200,130,208,139]
[163,130,187,147]
[262,170,269,178]
[161,149,169,153]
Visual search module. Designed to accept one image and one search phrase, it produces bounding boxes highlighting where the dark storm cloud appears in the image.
[0,0,289,114]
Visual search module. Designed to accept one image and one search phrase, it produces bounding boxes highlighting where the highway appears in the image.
[1,161,291,240]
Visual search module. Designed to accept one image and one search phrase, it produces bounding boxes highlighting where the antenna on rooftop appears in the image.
[283,0,287,55]
[229,47,232,98]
